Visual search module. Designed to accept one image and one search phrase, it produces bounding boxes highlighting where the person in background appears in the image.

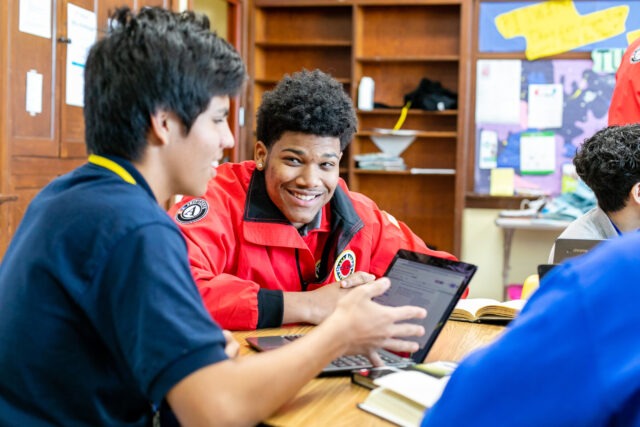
[169,69,457,331]
[548,124,640,262]
[608,37,640,126]
[0,8,428,426]
[422,232,640,426]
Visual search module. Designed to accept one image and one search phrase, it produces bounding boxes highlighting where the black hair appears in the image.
[256,69,357,151]
[574,124,640,212]
[83,7,246,161]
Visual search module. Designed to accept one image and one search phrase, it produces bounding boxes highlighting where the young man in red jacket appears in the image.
[170,69,458,330]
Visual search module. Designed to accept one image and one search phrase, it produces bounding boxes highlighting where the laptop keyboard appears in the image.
[282,334,403,368]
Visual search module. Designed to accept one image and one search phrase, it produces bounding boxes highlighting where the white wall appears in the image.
[192,0,228,37]
[461,208,564,300]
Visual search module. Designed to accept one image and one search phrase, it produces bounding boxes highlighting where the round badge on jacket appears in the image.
[632,46,640,64]
[333,250,356,281]
[175,198,209,224]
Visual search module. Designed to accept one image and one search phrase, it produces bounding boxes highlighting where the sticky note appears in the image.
[490,168,515,196]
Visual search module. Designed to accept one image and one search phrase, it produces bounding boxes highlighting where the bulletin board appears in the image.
[474,59,615,196]
[473,0,640,197]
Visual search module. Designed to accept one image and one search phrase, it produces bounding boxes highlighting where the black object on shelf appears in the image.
[404,78,457,111]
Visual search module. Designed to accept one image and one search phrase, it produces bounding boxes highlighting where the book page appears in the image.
[502,299,526,310]
[453,298,502,318]
[359,388,425,427]
[373,371,449,408]
[477,299,526,318]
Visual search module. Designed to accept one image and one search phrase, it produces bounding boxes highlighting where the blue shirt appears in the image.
[422,233,640,427]
[0,156,227,426]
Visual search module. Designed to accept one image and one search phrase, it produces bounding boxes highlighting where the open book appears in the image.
[449,298,526,323]
[358,370,449,427]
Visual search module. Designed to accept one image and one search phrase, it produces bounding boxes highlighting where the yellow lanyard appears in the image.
[88,154,137,185]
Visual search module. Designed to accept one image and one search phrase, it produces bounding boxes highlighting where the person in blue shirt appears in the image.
[422,232,640,426]
[0,7,427,426]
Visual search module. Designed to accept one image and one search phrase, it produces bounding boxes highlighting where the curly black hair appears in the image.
[574,124,640,213]
[84,7,246,161]
[256,69,357,151]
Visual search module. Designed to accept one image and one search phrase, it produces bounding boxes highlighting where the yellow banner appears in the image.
[628,29,640,45]
[495,0,628,60]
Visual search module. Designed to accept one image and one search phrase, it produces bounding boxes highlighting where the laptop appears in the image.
[552,238,603,264]
[245,249,477,376]
[537,264,557,280]
[539,238,603,281]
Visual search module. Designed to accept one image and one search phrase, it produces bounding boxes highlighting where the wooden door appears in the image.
[226,0,246,162]
[58,0,172,159]
[0,0,175,258]
[189,0,247,162]
[3,0,80,258]
[58,0,100,160]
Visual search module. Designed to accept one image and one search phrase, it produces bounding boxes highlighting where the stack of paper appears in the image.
[355,152,406,171]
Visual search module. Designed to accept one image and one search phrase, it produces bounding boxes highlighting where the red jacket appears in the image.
[169,161,456,330]
[608,37,640,126]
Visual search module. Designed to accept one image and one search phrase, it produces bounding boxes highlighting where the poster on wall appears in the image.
[65,4,97,107]
[527,84,563,129]
[476,60,522,125]
[19,0,52,39]
[520,131,556,175]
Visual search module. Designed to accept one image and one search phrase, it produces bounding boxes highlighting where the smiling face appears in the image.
[167,96,234,197]
[255,132,342,229]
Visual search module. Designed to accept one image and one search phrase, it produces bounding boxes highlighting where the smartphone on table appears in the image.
[350,366,402,390]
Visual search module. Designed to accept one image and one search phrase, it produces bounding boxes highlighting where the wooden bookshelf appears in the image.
[249,0,471,255]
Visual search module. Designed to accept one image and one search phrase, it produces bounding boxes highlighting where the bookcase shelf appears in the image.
[356,56,461,62]
[358,109,458,116]
[249,0,471,255]
[254,78,351,85]
[354,169,457,176]
[359,130,458,139]
[256,41,352,48]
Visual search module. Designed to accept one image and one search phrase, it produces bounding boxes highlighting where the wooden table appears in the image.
[233,320,505,426]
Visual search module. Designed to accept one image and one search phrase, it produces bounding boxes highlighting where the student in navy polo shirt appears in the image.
[0,7,427,426]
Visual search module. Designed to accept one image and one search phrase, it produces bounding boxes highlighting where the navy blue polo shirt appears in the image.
[0,155,227,426]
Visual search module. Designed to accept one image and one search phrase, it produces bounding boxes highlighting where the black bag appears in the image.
[404,78,457,111]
